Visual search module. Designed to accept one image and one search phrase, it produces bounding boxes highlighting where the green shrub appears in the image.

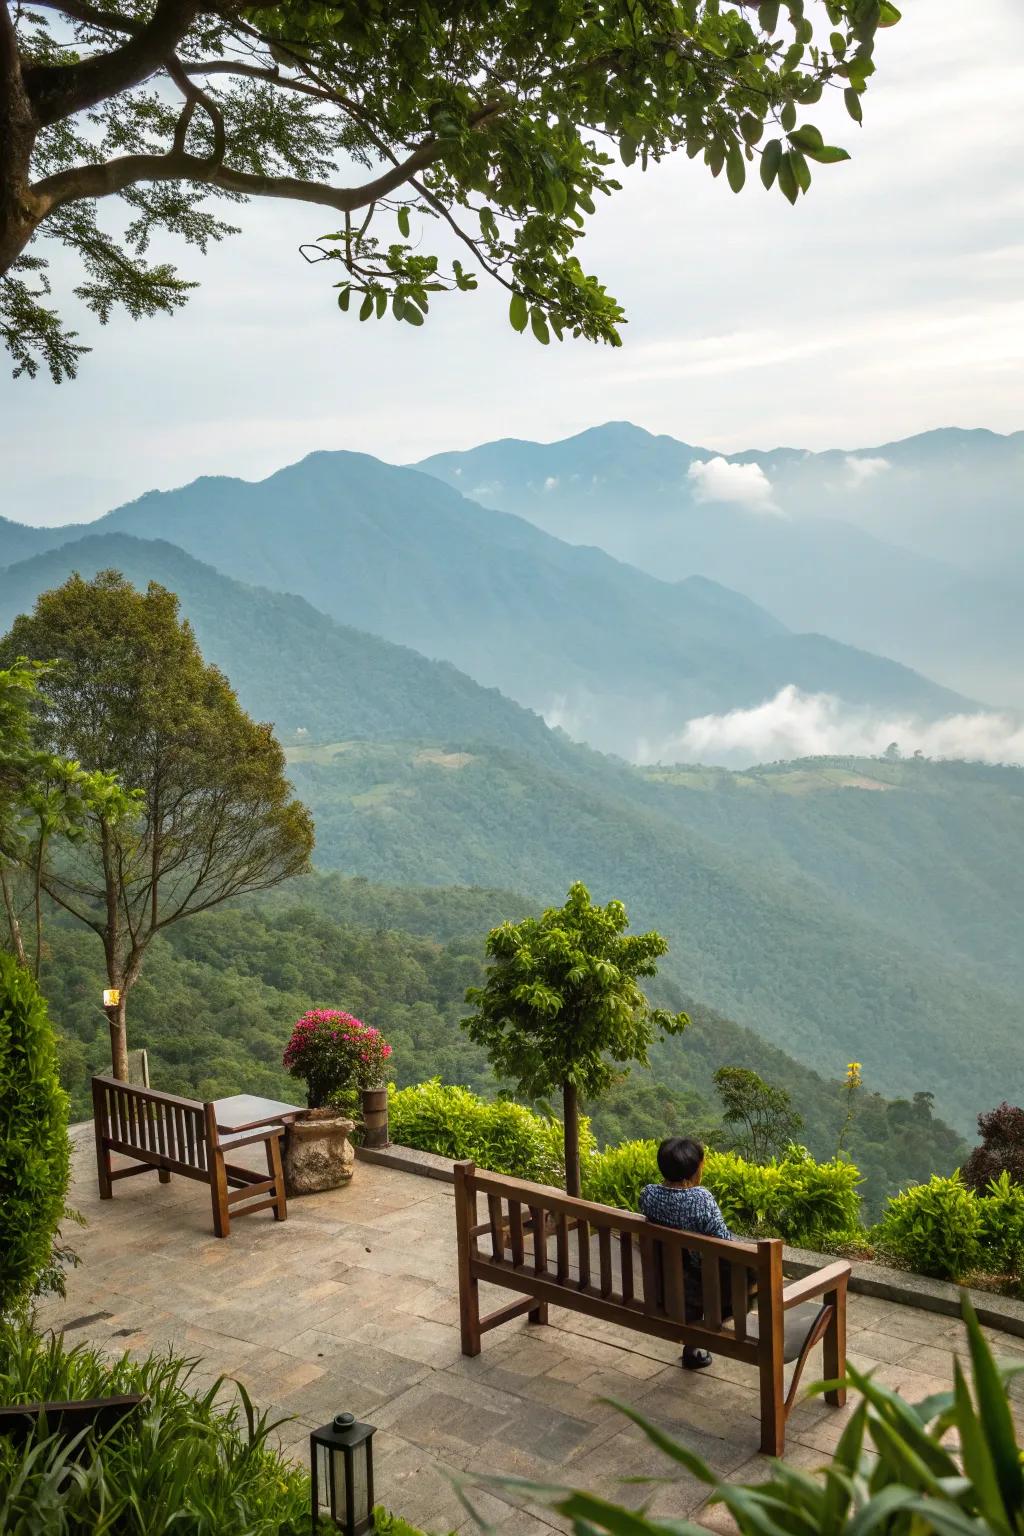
[0,955,71,1315]
[0,1320,312,1533]
[977,1171,1024,1278]
[581,1137,659,1209]
[581,1138,862,1248]
[388,1078,595,1185]
[482,1295,1024,1536]
[875,1172,982,1280]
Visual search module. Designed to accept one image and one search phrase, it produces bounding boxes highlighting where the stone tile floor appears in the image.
[35,1128,1024,1535]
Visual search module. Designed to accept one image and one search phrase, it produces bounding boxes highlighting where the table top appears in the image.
[212,1093,304,1133]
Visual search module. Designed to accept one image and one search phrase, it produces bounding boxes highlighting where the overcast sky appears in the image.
[3,0,1022,526]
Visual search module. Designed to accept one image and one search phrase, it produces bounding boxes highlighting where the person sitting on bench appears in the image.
[639,1135,733,1371]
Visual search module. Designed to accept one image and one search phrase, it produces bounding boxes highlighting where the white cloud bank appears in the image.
[687,456,781,515]
[654,685,1024,768]
[844,454,891,486]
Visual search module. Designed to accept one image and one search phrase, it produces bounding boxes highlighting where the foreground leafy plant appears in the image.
[0,1322,312,1534]
[0,956,70,1316]
[461,1295,1024,1535]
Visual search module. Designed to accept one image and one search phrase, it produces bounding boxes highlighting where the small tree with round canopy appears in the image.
[463,881,688,1196]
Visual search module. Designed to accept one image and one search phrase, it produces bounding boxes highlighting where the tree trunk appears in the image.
[0,864,27,967]
[0,3,43,278]
[105,982,129,1080]
[562,1080,581,1197]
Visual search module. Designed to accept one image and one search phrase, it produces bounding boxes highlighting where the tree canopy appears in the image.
[2,0,900,381]
[0,570,314,1076]
[463,880,687,1193]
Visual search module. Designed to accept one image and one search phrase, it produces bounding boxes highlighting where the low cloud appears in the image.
[543,475,560,492]
[469,480,502,501]
[651,685,1024,768]
[844,455,891,486]
[687,457,781,515]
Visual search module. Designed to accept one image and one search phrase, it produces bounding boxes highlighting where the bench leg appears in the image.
[823,1284,848,1407]
[528,1302,549,1325]
[210,1150,231,1238]
[95,1136,113,1200]
[759,1352,786,1456]
[267,1134,287,1221]
[158,1167,171,1184]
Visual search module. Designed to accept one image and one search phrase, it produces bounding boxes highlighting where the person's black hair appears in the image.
[656,1136,705,1183]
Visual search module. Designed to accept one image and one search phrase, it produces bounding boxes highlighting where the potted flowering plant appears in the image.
[280,1010,393,1193]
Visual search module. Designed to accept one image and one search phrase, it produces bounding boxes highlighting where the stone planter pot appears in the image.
[283,1109,355,1196]
[361,1086,390,1149]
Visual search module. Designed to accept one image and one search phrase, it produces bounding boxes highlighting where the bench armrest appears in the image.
[781,1261,851,1310]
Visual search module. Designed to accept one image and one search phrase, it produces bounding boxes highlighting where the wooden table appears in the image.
[212,1093,304,1134]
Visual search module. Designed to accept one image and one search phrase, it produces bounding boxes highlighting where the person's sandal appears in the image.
[682,1347,713,1370]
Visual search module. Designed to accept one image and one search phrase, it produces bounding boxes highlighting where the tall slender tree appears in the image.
[0,570,315,1078]
[464,881,687,1195]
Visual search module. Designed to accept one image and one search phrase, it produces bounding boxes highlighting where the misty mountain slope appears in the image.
[640,757,1024,993]
[0,449,974,759]
[284,737,1022,1132]
[0,534,579,766]
[417,422,1024,708]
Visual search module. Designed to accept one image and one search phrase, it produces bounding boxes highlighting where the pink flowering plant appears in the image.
[282,1009,393,1109]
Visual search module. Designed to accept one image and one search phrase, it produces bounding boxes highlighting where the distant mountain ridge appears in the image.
[0,447,974,760]
[417,422,1024,708]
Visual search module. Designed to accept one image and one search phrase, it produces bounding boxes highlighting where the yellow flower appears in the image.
[845,1061,862,1087]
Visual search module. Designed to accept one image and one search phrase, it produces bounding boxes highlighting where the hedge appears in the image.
[0,954,71,1315]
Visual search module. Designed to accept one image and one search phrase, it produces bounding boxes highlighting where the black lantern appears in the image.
[310,1413,376,1535]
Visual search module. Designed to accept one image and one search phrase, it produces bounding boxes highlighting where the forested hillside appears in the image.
[284,738,1023,1131]
[44,873,962,1217]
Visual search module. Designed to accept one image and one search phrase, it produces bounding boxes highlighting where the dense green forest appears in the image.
[284,741,1022,1132]
[44,871,963,1217]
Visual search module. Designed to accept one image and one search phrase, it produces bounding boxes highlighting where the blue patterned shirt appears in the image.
[639,1184,733,1241]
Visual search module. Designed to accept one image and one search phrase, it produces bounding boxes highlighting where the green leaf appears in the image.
[740,113,763,146]
[760,138,783,189]
[845,86,864,122]
[777,153,799,204]
[758,2,780,33]
[789,124,823,151]
[879,1,902,22]
[397,206,411,239]
[619,133,638,167]
[780,101,797,132]
[789,149,812,194]
[726,144,746,193]
[358,293,374,322]
[337,286,351,312]
[962,1294,1024,1515]
[509,293,528,333]
[403,305,424,326]
[530,308,550,345]
[804,145,851,164]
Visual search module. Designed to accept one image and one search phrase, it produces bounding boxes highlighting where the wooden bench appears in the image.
[453,1161,850,1455]
[92,1075,287,1238]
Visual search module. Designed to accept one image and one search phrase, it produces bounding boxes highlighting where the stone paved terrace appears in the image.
[36,1127,1024,1535]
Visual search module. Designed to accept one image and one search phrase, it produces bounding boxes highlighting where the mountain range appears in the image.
[0,448,977,760]
[418,423,1024,709]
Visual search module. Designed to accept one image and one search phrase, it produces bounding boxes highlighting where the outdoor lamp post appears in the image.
[310,1413,376,1535]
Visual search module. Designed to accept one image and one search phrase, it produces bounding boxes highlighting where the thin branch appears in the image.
[30,0,140,34]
